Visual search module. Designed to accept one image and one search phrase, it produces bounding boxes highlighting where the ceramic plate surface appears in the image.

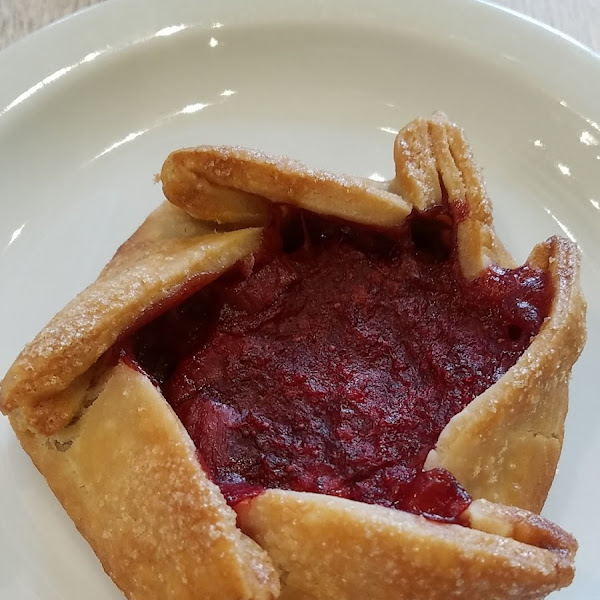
[0,0,599,598]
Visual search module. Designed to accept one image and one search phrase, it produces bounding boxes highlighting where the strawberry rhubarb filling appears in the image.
[121,209,552,523]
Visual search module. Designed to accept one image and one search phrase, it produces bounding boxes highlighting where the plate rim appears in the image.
[1,0,600,122]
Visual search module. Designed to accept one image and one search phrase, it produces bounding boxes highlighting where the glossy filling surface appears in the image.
[125,211,552,522]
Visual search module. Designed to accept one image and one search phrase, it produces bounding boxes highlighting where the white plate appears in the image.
[0,0,598,598]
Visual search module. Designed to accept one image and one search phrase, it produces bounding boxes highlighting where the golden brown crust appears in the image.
[162,113,514,279]
[391,113,514,277]
[461,498,577,556]
[0,113,586,600]
[161,145,413,227]
[425,237,586,511]
[0,203,264,434]
[10,363,279,600]
[236,491,575,600]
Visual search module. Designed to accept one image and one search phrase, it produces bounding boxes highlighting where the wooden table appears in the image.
[0,0,599,52]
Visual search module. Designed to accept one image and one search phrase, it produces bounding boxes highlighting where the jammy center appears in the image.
[124,210,552,522]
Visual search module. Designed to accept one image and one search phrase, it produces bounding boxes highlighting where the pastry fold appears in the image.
[0,113,585,600]
[9,364,279,600]
[237,491,575,600]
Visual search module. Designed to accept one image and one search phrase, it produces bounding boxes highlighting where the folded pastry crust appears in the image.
[9,364,279,600]
[237,492,575,600]
[0,113,585,600]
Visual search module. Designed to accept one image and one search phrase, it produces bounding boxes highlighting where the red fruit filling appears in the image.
[122,209,552,523]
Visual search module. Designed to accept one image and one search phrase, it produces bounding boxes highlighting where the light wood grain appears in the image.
[0,0,598,51]
[0,0,102,48]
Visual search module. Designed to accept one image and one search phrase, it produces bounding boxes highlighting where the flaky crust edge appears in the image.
[426,236,586,511]
[8,363,280,600]
[1,204,281,600]
[236,490,576,600]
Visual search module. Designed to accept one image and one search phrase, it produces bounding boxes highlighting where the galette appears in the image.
[0,113,586,600]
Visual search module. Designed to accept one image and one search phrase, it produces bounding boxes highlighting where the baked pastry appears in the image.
[0,113,586,600]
